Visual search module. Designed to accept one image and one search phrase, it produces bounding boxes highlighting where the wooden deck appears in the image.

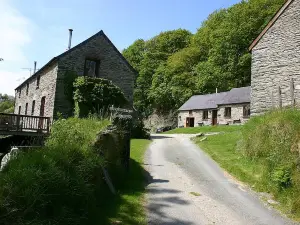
[0,113,51,136]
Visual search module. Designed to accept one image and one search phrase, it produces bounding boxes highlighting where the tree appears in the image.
[0,93,14,113]
[124,0,285,117]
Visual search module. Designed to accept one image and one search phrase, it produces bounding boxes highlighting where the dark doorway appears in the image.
[39,97,46,117]
[39,97,46,129]
[186,117,195,127]
[212,110,218,126]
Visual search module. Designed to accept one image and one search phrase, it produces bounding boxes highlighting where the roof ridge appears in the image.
[249,0,294,50]
[16,30,137,90]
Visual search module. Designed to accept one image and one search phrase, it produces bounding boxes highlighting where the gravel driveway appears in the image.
[145,134,297,225]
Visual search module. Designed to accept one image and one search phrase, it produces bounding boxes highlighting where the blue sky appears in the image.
[0,0,240,95]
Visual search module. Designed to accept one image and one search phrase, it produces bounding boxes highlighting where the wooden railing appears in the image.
[0,113,51,135]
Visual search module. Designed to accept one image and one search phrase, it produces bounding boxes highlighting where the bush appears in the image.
[131,118,150,139]
[0,118,110,225]
[239,108,300,216]
[73,77,128,117]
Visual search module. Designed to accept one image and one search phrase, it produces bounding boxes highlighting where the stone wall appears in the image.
[218,104,250,125]
[251,0,300,115]
[178,104,250,127]
[55,32,135,117]
[178,110,213,127]
[14,63,58,118]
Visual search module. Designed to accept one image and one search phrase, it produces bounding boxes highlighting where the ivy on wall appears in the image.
[73,77,128,117]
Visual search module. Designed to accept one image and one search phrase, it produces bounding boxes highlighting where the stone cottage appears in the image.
[14,30,136,118]
[249,0,300,115]
[178,87,251,127]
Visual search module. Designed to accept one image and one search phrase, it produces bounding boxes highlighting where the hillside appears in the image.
[123,0,285,117]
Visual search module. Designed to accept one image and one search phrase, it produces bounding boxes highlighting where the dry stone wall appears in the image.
[251,0,300,115]
[14,64,58,118]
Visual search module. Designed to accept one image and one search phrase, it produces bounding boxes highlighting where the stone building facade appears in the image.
[249,0,300,115]
[178,87,251,127]
[14,30,136,118]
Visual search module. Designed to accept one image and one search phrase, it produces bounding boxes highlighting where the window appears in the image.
[18,89,21,98]
[84,59,100,77]
[36,75,40,89]
[203,110,208,120]
[18,106,21,114]
[189,110,193,115]
[26,83,29,95]
[224,107,231,118]
[31,100,35,115]
[243,105,250,118]
[25,103,28,115]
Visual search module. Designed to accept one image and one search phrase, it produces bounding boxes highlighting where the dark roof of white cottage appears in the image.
[178,86,251,111]
[218,86,251,105]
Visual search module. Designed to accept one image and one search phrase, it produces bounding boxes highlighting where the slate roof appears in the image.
[249,0,294,50]
[178,86,251,111]
[218,86,251,105]
[15,30,137,90]
[178,92,228,111]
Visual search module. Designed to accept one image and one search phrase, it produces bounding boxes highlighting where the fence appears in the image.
[0,113,51,135]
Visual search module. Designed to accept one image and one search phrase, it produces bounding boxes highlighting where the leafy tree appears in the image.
[122,39,145,73]
[0,93,14,113]
[123,29,192,116]
[124,0,285,116]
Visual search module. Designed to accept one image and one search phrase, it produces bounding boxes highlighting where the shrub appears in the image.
[131,117,150,139]
[73,77,128,117]
[0,118,110,225]
[239,108,300,216]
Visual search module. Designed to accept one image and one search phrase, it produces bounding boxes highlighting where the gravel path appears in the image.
[145,134,297,225]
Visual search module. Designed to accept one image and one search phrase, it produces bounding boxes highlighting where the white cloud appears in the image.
[0,0,34,95]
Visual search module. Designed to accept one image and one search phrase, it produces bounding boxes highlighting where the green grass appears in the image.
[165,125,242,134]
[101,139,151,225]
[194,109,300,220]
[0,117,110,225]
[194,130,265,187]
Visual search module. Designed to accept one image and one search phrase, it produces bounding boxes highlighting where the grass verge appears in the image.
[101,139,151,225]
[165,125,241,134]
[194,109,300,220]
[194,130,264,187]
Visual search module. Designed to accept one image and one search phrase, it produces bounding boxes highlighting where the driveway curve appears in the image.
[145,134,297,225]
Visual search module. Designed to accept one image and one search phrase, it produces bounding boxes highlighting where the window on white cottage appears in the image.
[224,107,231,118]
[84,59,100,77]
[243,105,250,117]
[203,110,208,120]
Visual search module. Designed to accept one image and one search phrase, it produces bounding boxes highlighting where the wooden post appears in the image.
[46,118,50,133]
[16,115,20,131]
[278,86,282,109]
[271,90,274,108]
[290,78,295,107]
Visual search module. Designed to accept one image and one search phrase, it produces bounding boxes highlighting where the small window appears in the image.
[243,105,250,118]
[224,107,231,118]
[25,103,28,115]
[26,83,29,95]
[18,89,21,98]
[84,59,100,77]
[36,75,40,89]
[189,110,193,115]
[203,110,208,120]
[18,106,21,114]
[31,100,35,115]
